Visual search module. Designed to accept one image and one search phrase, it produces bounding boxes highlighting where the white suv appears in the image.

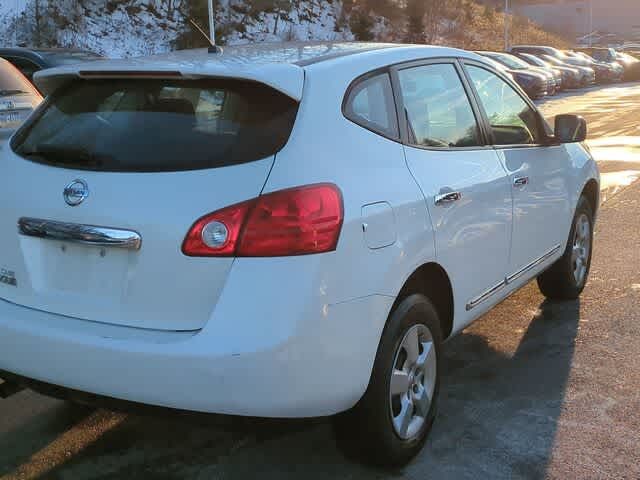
[0,42,599,465]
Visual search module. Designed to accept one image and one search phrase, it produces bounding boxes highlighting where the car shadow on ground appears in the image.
[0,286,581,480]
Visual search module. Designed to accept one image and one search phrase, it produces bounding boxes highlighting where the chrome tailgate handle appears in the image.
[18,217,142,250]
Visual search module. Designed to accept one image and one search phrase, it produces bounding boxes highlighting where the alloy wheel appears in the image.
[572,213,591,286]
[389,324,437,440]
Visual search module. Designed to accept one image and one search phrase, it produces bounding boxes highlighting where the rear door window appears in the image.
[397,63,482,148]
[11,79,299,172]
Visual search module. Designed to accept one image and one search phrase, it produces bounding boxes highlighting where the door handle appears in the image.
[513,176,529,187]
[434,191,462,206]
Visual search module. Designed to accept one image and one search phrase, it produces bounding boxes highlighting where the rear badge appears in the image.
[0,269,16,287]
[63,179,89,206]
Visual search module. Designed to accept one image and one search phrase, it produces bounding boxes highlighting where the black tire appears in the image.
[537,195,594,300]
[333,294,443,467]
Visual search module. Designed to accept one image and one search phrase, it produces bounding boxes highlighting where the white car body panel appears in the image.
[497,145,573,275]
[0,43,599,416]
[0,151,275,331]
[403,146,513,331]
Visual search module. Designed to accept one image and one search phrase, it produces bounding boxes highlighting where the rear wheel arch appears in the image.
[392,263,454,340]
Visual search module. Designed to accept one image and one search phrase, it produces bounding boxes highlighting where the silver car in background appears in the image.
[0,58,42,138]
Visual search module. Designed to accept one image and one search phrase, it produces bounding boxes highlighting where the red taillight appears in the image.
[181,200,254,257]
[182,184,343,257]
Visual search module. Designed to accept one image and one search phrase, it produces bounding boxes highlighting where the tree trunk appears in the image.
[35,0,41,47]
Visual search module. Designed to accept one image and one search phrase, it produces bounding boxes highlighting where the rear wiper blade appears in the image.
[18,145,107,168]
[0,89,28,97]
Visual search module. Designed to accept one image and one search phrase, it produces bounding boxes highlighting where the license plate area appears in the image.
[20,237,129,297]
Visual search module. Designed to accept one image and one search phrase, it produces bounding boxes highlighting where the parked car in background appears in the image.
[541,54,595,86]
[476,51,552,98]
[511,45,596,86]
[510,45,561,58]
[515,52,582,89]
[615,51,640,81]
[0,48,103,88]
[575,47,625,81]
[578,47,618,64]
[0,58,42,138]
[564,50,622,83]
[478,51,559,94]
[0,42,599,466]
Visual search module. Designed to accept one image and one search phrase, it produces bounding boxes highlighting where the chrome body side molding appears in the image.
[466,244,562,311]
[465,280,506,311]
[505,244,562,284]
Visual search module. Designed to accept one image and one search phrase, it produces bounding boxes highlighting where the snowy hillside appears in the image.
[0,0,187,57]
[0,0,363,58]
[0,0,567,58]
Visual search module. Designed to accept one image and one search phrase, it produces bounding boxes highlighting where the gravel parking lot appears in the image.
[1,83,640,480]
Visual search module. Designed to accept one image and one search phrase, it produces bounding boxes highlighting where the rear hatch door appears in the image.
[0,75,299,331]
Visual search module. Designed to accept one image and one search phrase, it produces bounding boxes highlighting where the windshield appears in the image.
[0,59,37,95]
[575,52,594,62]
[520,54,546,67]
[488,53,529,70]
[12,78,299,172]
[543,55,565,67]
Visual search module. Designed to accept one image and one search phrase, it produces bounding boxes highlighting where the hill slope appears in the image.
[0,0,568,58]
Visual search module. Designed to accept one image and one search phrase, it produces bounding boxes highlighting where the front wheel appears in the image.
[333,294,442,467]
[537,195,594,300]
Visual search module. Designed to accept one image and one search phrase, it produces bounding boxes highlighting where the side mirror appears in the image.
[554,114,587,143]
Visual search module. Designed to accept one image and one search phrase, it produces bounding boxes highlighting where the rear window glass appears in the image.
[11,78,299,172]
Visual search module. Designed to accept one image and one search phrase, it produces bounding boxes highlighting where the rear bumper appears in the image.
[0,276,393,417]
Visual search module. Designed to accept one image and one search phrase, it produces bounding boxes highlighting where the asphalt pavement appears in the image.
[1,83,640,479]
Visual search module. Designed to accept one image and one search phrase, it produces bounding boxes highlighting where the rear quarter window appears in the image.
[343,72,399,139]
[11,78,299,172]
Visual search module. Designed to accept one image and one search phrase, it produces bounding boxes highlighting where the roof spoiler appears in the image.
[34,62,305,101]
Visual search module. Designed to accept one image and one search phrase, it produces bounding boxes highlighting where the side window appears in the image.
[5,57,40,80]
[397,63,481,148]
[344,72,399,138]
[465,65,544,146]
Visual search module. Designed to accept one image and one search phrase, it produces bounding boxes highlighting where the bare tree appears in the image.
[424,0,446,43]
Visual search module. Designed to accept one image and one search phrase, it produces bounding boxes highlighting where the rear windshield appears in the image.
[0,59,36,94]
[11,78,299,172]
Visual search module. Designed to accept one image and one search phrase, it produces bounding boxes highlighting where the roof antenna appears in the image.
[189,17,222,54]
